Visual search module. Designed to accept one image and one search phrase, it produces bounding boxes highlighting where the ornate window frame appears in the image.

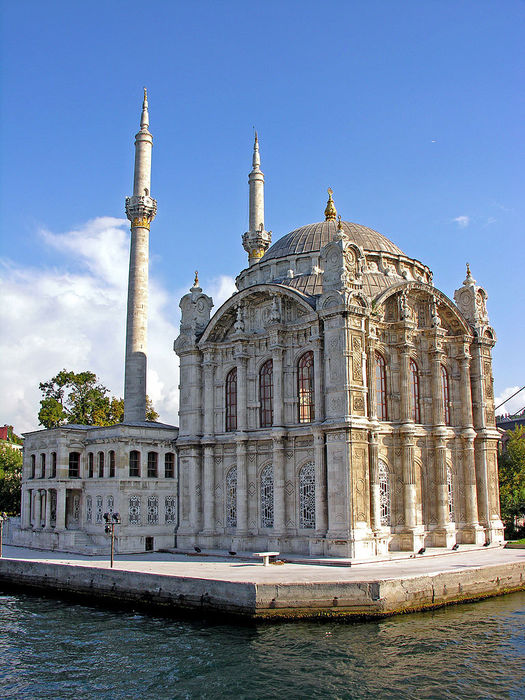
[225,367,238,432]
[375,351,388,421]
[410,358,421,423]
[299,461,316,529]
[260,463,274,528]
[259,359,273,428]
[226,466,237,528]
[297,351,315,423]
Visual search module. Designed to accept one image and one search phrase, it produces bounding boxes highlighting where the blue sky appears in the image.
[1,0,523,430]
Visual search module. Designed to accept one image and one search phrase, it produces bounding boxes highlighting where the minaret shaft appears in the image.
[243,133,271,266]
[124,89,157,423]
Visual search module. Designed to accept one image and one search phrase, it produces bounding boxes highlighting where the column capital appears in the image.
[125,194,157,227]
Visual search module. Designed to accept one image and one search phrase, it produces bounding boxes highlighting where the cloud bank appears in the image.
[0,218,235,434]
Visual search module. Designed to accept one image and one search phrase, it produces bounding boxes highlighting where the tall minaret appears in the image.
[242,133,271,265]
[124,88,157,423]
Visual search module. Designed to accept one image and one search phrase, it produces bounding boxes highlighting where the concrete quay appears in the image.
[0,545,523,621]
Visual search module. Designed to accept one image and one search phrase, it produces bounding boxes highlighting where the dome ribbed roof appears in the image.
[263,220,405,260]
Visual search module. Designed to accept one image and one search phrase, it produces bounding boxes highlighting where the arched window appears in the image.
[98,452,104,478]
[447,466,455,522]
[68,452,80,479]
[109,450,116,478]
[51,452,57,478]
[164,452,175,478]
[40,454,46,478]
[260,464,274,528]
[225,368,238,432]
[375,352,388,421]
[410,359,421,423]
[30,454,35,479]
[129,450,140,477]
[378,459,391,526]
[226,466,237,528]
[441,365,451,426]
[88,453,94,478]
[298,352,315,423]
[259,360,273,428]
[147,451,158,478]
[299,462,316,529]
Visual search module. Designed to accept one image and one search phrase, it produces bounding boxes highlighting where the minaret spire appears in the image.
[242,132,271,266]
[124,89,158,423]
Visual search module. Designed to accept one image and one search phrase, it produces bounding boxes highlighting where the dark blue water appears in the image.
[1,590,524,699]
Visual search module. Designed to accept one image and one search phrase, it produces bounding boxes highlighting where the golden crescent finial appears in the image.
[194,270,199,287]
[324,188,337,221]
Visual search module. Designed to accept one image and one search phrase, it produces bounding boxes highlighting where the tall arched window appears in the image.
[40,454,46,478]
[441,365,451,426]
[30,454,35,479]
[51,452,57,478]
[375,352,388,421]
[447,466,455,522]
[378,459,391,526]
[259,360,273,428]
[98,452,104,478]
[410,359,421,423]
[298,352,314,423]
[129,450,140,477]
[226,466,237,528]
[225,368,238,432]
[260,464,274,528]
[109,450,116,478]
[299,462,316,529]
[88,453,94,478]
[164,452,175,478]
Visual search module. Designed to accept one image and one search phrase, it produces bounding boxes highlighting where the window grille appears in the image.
[96,495,103,523]
[50,490,57,525]
[378,459,391,526]
[299,462,316,529]
[106,495,114,515]
[129,451,140,477]
[298,352,315,423]
[226,467,237,528]
[147,496,159,525]
[447,466,455,522]
[129,496,141,525]
[375,352,388,421]
[410,359,421,423]
[260,464,274,528]
[165,496,176,524]
[259,360,273,427]
[441,365,451,426]
[86,495,92,523]
[147,452,158,478]
[165,453,175,478]
[225,368,238,432]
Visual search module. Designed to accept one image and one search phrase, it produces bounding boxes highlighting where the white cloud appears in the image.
[453,215,470,228]
[495,386,525,416]
[0,218,180,433]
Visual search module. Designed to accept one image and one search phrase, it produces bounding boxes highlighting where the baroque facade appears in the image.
[14,95,504,557]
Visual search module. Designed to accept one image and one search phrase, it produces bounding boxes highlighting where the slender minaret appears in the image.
[124,88,157,423]
[242,133,271,265]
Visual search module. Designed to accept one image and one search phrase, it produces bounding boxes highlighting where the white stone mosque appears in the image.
[13,92,504,557]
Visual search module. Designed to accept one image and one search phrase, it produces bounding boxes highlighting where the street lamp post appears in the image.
[0,512,7,558]
[103,512,121,568]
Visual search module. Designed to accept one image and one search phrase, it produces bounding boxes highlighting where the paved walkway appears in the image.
[2,544,523,585]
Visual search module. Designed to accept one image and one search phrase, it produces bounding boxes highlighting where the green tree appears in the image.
[499,426,525,535]
[37,369,159,427]
[0,445,22,515]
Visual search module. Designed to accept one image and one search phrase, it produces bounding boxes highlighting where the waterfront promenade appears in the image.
[1,544,524,620]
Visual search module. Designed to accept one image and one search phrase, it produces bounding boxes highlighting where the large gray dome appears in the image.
[264,220,405,260]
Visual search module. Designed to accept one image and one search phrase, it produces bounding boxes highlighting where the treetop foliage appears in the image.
[0,444,22,515]
[499,426,525,531]
[38,369,159,428]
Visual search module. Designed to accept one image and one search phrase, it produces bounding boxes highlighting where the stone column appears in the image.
[188,448,202,533]
[367,337,377,421]
[55,487,66,530]
[434,434,450,529]
[313,430,327,534]
[202,444,215,533]
[202,355,216,436]
[236,439,248,534]
[272,347,284,427]
[236,353,248,430]
[368,430,381,531]
[22,489,32,529]
[470,340,490,534]
[272,434,286,533]
[431,347,444,426]
[399,342,412,423]
[313,343,324,422]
